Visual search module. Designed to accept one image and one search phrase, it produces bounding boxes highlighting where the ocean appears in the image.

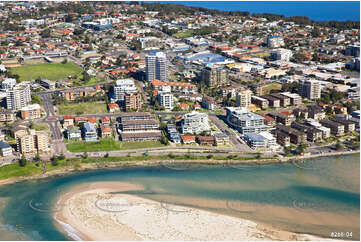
[153,1,360,21]
[0,153,359,240]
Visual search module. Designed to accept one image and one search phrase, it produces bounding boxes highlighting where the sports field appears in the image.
[10,62,82,82]
[58,102,108,115]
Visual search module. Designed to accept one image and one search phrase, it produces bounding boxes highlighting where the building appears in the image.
[146,52,168,82]
[267,36,284,48]
[270,48,292,61]
[201,67,228,88]
[243,133,267,149]
[158,92,174,110]
[108,103,120,113]
[280,92,302,106]
[100,125,112,138]
[1,78,16,91]
[275,131,291,147]
[120,119,159,133]
[260,95,280,108]
[213,132,230,146]
[82,122,98,142]
[298,79,321,100]
[197,136,215,146]
[275,125,306,144]
[20,104,41,120]
[201,96,216,111]
[182,111,210,134]
[0,110,15,123]
[6,83,31,110]
[291,122,323,142]
[345,43,360,57]
[304,119,331,139]
[226,107,268,134]
[138,37,160,49]
[113,79,137,101]
[61,86,100,101]
[307,105,325,120]
[319,119,344,135]
[120,132,162,141]
[270,93,290,107]
[181,135,196,144]
[236,89,252,108]
[251,96,269,109]
[151,80,197,94]
[125,93,142,111]
[62,115,74,129]
[269,112,296,126]
[39,79,56,89]
[258,131,277,149]
[66,126,81,140]
[17,130,49,155]
[330,117,356,133]
[0,141,12,157]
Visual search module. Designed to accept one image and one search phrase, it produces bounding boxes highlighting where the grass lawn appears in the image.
[0,162,41,180]
[67,139,121,152]
[31,123,49,131]
[10,62,82,82]
[67,139,166,152]
[261,82,282,94]
[173,30,194,38]
[58,102,107,115]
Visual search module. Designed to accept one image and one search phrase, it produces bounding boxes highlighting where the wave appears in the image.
[53,216,83,241]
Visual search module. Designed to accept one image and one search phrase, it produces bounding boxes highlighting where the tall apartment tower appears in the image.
[298,79,321,100]
[236,89,252,108]
[201,67,228,88]
[6,83,31,110]
[146,52,168,82]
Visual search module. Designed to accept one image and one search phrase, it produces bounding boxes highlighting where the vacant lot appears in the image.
[58,102,107,115]
[10,62,82,82]
[67,139,165,152]
[173,30,194,38]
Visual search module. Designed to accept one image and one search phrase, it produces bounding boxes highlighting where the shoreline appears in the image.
[0,150,359,187]
[53,181,337,241]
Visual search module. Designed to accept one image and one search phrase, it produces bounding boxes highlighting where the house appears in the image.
[108,103,120,113]
[88,117,97,125]
[0,141,12,157]
[62,115,74,128]
[197,136,215,146]
[100,125,112,138]
[193,103,201,110]
[75,116,87,124]
[179,103,190,111]
[83,122,98,142]
[101,116,111,125]
[66,126,81,141]
[181,135,196,144]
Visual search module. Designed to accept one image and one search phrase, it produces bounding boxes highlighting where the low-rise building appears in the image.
[213,132,230,146]
[275,125,307,144]
[120,131,162,141]
[269,112,296,126]
[0,110,15,123]
[274,130,291,147]
[319,119,344,135]
[291,122,323,142]
[307,105,326,120]
[100,125,112,138]
[251,96,269,109]
[201,96,216,111]
[0,141,12,157]
[182,111,210,134]
[260,95,280,108]
[181,135,196,144]
[270,93,290,107]
[280,92,302,106]
[330,117,355,133]
[197,136,215,146]
[20,104,41,120]
[243,132,267,149]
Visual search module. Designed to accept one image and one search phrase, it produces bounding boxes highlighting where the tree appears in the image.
[51,155,59,166]
[58,153,65,160]
[41,28,51,38]
[83,152,88,159]
[296,143,308,154]
[335,142,343,151]
[104,153,109,158]
[61,58,68,64]
[19,155,27,167]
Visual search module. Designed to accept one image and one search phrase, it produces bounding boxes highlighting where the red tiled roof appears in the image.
[181,135,195,141]
[63,115,73,120]
[88,117,97,123]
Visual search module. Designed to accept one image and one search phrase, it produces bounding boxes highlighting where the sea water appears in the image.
[0,154,359,241]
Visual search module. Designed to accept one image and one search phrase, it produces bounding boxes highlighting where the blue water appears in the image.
[154,1,360,21]
[0,154,359,240]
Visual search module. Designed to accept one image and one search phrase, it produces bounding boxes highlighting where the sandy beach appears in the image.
[54,181,338,241]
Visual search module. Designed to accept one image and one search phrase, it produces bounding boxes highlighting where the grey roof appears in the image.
[0,141,11,149]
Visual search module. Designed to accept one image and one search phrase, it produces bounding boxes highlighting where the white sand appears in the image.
[55,182,338,241]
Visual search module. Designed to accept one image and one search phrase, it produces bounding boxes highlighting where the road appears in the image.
[40,93,67,155]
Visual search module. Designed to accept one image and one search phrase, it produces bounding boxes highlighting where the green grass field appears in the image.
[173,30,195,38]
[58,102,107,115]
[10,62,82,82]
[66,139,166,152]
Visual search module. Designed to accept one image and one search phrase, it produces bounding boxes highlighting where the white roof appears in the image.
[259,131,276,140]
[21,104,40,111]
[116,79,135,86]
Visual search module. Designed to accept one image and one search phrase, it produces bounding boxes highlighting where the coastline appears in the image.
[0,150,359,187]
[53,181,338,241]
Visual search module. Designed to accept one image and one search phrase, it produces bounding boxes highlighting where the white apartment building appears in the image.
[1,78,17,91]
[113,79,137,101]
[6,82,31,110]
[146,52,168,82]
[182,111,210,134]
[236,89,252,108]
[158,92,174,110]
[270,48,293,61]
[267,36,284,48]
[298,79,321,100]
